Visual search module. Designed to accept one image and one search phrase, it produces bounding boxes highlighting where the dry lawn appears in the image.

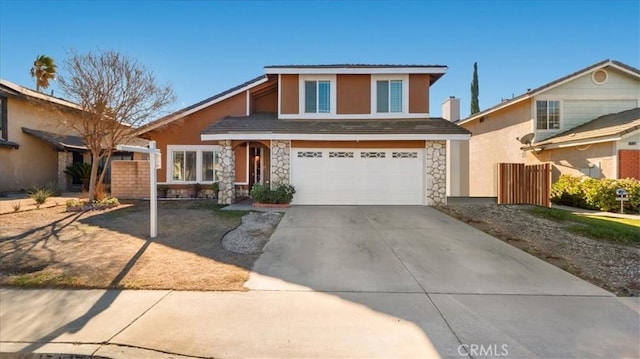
[0,201,258,291]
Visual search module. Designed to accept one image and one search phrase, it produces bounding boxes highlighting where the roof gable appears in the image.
[458,59,640,126]
[136,75,268,135]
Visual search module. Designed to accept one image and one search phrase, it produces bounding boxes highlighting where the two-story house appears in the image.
[456,59,640,197]
[136,64,471,205]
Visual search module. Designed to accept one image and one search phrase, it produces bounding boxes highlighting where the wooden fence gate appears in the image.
[497,163,552,207]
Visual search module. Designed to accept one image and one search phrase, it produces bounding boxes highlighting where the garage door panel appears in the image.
[291,148,424,205]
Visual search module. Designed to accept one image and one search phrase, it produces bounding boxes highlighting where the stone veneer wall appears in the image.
[57,152,73,191]
[218,140,235,204]
[270,140,290,187]
[425,141,447,205]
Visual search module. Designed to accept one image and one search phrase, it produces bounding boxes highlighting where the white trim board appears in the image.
[278,113,430,120]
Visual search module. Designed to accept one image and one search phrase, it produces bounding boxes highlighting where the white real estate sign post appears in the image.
[116,141,160,238]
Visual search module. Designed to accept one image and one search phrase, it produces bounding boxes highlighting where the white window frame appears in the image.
[166,145,221,184]
[371,74,410,116]
[534,99,562,132]
[298,74,336,117]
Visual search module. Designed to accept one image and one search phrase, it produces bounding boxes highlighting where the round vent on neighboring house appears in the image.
[592,69,608,84]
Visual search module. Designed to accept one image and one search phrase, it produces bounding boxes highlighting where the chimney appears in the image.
[442,96,460,122]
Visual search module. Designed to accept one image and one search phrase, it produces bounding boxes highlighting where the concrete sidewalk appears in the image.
[1,289,638,358]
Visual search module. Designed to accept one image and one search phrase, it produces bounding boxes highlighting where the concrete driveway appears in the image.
[2,206,638,358]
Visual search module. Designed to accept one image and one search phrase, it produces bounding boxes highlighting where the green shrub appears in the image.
[64,162,93,190]
[250,183,296,204]
[550,175,640,213]
[550,175,586,208]
[43,181,62,196]
[28,187,53,207]
[157,185,169,197]
[66,199,85,208]
[190,182,202,197]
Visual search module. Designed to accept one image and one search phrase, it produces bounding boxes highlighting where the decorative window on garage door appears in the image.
[360,151,386,158]
[329,151,354,158]
[392,151,418,158]
[297,151,323,158]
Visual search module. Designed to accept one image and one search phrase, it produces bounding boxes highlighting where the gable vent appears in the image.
[592,69,608,85]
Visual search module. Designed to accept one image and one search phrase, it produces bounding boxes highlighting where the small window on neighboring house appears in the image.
[0,95,7,140]
[536,100,560,130]
[305,80,330,113]
[377,80,403,113]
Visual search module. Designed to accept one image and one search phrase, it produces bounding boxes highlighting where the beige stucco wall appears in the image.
[0,97,81,192]
[446,140,469,196]
[534,142,616,180]
[462,100,535,197]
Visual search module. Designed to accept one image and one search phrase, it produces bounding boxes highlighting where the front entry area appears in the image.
[290,148,424,205]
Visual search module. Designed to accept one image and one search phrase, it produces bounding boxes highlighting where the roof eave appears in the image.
[264,67,448,75]
[527,135,622,150]
[201,133,470,141]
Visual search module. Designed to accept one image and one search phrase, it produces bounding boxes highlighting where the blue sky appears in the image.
[1,0,638,119]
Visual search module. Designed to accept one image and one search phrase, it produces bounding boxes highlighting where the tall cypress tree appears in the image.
[470,62,480,115]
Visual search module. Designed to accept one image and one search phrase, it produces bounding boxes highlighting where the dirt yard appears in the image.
[0,201,278,291]
[439,204,640,297]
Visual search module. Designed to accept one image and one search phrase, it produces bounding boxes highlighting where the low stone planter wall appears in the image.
[66,203,119,212]
[253,202,290,208]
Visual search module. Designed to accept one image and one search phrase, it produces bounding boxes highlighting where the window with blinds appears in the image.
[376,80,403,113]
[305,80,330,113]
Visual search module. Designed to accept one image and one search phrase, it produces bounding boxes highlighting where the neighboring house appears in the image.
[455,59,640,197]
[137,64,471,205]
[0,80,141,193]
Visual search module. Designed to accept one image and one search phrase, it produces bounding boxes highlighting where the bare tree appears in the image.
[58,50,175,202]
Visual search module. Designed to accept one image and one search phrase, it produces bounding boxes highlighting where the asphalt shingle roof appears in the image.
[534,108,640,147]
[202,112,470,135]
[22,127,87,151]
[22,127,150,151]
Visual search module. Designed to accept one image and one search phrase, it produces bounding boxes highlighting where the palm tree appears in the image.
[30,55,57,92]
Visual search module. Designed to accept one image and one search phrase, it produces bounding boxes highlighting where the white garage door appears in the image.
[290,148,424,205]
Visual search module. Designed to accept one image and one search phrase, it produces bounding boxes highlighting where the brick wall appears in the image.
[619,150,640,180]
[111,160,150,199]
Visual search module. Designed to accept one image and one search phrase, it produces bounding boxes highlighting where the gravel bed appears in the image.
[222,211,283,254]
[440,204,640,297]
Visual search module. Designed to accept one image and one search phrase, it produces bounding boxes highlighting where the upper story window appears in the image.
[536,100,560,130]
[0,96,7,140]
[305,80,331,113]
[376,80,403,113]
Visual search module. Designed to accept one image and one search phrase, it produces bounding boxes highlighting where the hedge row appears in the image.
[550,175,640,213]
[250,183,296,204]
